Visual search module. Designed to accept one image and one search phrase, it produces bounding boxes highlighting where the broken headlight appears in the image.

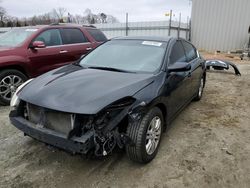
[94,97,136,130]
[10,79,33,109]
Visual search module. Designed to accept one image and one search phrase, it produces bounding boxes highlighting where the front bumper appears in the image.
[9,116,94,154]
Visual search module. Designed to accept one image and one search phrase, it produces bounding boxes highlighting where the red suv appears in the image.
[0,24,107,105]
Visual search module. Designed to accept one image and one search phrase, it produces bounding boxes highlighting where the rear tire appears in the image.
[0,69,27,105]
[193,76,205,101]
[126,107,163,163]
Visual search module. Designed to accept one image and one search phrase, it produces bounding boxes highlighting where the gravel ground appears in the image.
[0,60,250,188]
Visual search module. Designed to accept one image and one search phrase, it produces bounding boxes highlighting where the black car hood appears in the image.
[19,65,154,114]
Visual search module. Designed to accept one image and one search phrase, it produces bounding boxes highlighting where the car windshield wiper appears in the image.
[87,66,135,73]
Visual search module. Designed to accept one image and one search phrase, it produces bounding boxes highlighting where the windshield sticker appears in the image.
[142,41,162,47]
[25,29,38,32]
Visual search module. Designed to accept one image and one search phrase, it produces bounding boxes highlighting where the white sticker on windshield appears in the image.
[142,41,162,47]
[25,29,38,32]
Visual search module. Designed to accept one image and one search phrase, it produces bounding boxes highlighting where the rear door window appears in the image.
[86,29,107,42]
[60,28,88,44]
[33,29,62,46]
[182,41,197,62]
[169,41,186,65]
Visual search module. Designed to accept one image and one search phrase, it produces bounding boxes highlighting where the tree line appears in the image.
[0,5,119,27]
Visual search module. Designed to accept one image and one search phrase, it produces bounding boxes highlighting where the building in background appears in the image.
[191,0,250,52]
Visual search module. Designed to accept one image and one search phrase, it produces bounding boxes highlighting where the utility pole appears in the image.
[168,9,172,36]
[125,13,128,36]
[178,13,181,38]
[186,16,189,40]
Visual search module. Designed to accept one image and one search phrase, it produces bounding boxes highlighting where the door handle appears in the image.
[59,50,68,54]
[188,72,192,77]
[86,47,92,51]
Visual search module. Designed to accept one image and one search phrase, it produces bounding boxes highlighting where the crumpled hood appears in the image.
[19,65,154,114]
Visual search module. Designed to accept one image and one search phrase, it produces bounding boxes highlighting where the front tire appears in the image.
[126,107,163,163]
[0,69,27,105]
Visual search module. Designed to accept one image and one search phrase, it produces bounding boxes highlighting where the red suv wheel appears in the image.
[0,69,27,105]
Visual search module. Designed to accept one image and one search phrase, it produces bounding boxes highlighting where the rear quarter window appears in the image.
[61,28,88,44]
[86,29,107,42]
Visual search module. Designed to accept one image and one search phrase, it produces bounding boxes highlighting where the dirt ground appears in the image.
[0,56,250,188]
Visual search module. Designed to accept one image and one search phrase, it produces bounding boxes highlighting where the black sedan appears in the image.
[9,36,206,163]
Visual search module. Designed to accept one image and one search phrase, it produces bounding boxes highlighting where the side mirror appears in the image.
[168,62,191,72]
[30,41,46,49]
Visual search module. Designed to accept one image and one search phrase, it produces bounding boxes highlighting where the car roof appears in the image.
[112,36,173,42]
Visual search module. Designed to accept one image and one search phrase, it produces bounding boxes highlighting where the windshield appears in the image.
[0,28,38,47]
[79,40,167,73]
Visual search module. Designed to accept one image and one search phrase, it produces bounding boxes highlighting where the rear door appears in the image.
[27,29,67,76]
[59,28,93,62]
[181,40,202,99]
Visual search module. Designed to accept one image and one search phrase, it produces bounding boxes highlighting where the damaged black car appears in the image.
[9,37,206,163]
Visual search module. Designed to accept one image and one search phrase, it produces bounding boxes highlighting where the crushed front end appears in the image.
[9,98,145,157]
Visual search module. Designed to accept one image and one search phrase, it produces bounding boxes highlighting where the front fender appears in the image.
[0,56,30,76]
[129,72,167,122]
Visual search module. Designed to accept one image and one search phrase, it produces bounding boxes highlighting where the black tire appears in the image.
[0,69,28,105]
[193,76,205,101]
[126,107,163,163]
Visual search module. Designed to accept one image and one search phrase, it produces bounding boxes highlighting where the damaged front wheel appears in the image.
[126,107,163,163]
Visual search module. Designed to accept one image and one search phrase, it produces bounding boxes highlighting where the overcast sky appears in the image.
[2,0,192,22]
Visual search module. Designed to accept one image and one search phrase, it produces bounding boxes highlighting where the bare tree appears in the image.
[0,4,6,26]
[58,7,67,19]
[99,13,107,23]
[31,15,38,25]
[52,7,67,22]
[74,14,83,24]
[0,6,6,20]
[82,9,119,24]
[106,15,119,23]
[42,13,52,24]
[0,5,119,27]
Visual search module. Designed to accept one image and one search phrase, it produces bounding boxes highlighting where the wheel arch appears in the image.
[154,103,167,129]
[0,65,29,78]
[203,70,206,86]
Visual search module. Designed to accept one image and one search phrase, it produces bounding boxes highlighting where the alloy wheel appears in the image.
[145,116,162,155]
[0,75,24,101]
[198,78,204,98]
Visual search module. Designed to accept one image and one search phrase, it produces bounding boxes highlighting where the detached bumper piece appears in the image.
[205,60,241,76]
[10,116,94,154]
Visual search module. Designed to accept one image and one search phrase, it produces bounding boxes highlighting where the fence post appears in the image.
[178,13,181,38]
[189,19,191,41]
[126,13,128,36]
[168,10,172,36]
